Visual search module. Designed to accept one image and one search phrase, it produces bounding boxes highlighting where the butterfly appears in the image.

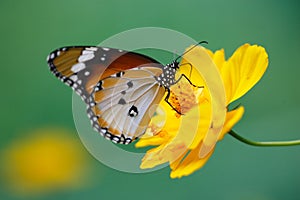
[47,43,205,145]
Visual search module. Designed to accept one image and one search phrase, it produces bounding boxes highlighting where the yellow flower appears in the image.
[135,43,268,178]
[0,127,91,195]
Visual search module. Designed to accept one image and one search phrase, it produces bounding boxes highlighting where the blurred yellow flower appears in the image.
[136,44,268,178]
[0,127,91,195]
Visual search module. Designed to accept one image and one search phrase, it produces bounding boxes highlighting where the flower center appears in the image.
[169,82,202,117]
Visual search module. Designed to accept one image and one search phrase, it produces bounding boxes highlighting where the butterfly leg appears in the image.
[175,74,204,88]
[179,62,193,78]
[164,88,183,115]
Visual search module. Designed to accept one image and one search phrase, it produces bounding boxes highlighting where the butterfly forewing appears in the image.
[47,46,165,144]
[47,46,161,102]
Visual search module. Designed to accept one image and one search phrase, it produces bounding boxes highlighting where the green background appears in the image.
[0,0,299,199]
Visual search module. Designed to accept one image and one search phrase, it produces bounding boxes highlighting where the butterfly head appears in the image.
[170,60,180,70]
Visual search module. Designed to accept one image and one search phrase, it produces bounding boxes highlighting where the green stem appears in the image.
[228,130,300,147]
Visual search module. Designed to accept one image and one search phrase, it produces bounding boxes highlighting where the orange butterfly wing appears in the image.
[47,46,162,101]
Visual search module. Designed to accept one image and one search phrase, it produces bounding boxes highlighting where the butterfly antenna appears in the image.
[175,41,208,62]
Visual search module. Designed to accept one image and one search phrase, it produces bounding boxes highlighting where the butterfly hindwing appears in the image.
[88,66,165,144]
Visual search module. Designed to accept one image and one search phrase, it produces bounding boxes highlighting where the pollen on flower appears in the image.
[155,130,169,137]
[146,123,171,139]
[145,123,162,136]
[170,82,202,117]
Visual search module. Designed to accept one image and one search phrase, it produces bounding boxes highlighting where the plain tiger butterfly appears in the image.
[46,42,206,145]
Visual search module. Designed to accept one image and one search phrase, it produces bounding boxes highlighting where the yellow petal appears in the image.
[140,141,187,169]
[135,130,172,147]
[138,106,202,169]
[187,101,211,148]
[170,143,213,179]
[139,144,167,169]
[182,46,227,158]
[218,106,245,140]
[222,44,268,104]
[135,102,178,148]
[210,48,226,72]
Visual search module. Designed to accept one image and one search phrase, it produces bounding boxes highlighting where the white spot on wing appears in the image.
[102,47,110,51]
[125,140,130,144]
[101,129,106,133]
[71,63,86,73]
[78,53,95,62]
[82,50,94,55]
[69,75,78,82]
[86,47,98,51]
[84,71,90,76]
[50,53,55,59]
[100,57,105,61]
[130,110,135,115]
